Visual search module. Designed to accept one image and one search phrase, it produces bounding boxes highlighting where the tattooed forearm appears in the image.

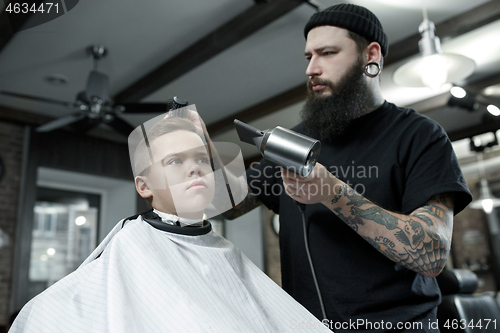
[327,187,454,277]
[364,233,450,277]
[363,236,400,262]
[399,239,450,277]
[330,185,345,204]
[334,207,364,232]
[351,206,399,230]
[412,213,434,227]
[418,203,452,231]
[344,189,372,207]
[221,192,262,220]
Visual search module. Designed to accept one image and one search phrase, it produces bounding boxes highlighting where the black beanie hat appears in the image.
[304,3,389,57]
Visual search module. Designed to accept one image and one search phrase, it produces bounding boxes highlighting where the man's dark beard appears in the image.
[300,58,367,140]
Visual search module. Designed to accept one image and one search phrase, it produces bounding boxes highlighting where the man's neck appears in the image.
[360,88,384,115]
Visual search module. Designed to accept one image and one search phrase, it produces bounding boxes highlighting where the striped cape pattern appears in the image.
[11,216,330,332]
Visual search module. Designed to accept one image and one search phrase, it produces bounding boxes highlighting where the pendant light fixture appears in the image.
[469,152,500,214]
[392,3,476,90]
[470,179,500,214]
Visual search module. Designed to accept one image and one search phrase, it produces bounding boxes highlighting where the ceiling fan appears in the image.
[0,45,188,136]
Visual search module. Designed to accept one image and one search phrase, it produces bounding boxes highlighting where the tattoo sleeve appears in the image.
[328,188,454,278]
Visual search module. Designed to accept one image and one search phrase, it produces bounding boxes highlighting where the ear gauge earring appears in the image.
[364,62,381,78]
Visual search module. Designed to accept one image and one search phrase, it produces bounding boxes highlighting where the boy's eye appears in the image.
[167,158,182,165]
[198,157,210,164]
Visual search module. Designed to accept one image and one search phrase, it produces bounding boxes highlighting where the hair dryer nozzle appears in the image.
[234,119,265,149]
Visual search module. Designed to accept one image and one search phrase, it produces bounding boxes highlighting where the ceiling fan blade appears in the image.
[1,90,75,107]
[36,112,87,132]
[85,70,109,103]
[71,117,101,133]
[104,115,135,137]
[118,102,170,114]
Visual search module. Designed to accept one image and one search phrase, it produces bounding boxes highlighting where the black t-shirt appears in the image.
[246,101,472,332]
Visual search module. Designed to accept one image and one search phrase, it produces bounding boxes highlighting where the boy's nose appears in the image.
[188,164,201,176]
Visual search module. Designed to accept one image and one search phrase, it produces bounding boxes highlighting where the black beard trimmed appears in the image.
[300,57,367,141]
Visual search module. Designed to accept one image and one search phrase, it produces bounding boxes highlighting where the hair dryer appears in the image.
[233,119,320,178]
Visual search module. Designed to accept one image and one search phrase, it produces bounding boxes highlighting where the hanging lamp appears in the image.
[469,152,500,214]
[392,4,475,90]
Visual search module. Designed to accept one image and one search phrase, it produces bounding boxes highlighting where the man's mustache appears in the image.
[307,78,334,91]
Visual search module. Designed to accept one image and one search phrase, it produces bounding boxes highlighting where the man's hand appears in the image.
[281,163,340,205]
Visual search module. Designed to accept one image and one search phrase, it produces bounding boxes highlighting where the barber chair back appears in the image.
[436,269,500,333]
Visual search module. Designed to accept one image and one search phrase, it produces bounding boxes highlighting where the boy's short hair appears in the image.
[133,117,198,177]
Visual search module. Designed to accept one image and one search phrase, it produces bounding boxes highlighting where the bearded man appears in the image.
[224,3,472,332]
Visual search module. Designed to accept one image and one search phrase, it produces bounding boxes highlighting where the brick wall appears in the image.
[452,180,485,265]
[0,120,25,327]
[453,148,500,293]
[452,178,500,292]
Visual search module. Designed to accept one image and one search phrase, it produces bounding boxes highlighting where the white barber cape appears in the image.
[10,211,330,333]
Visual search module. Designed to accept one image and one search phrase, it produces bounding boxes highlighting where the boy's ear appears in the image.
[135,176,152,199]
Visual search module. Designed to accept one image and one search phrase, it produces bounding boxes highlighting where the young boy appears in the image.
[10,114,330,332]
[133,116,216,223]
